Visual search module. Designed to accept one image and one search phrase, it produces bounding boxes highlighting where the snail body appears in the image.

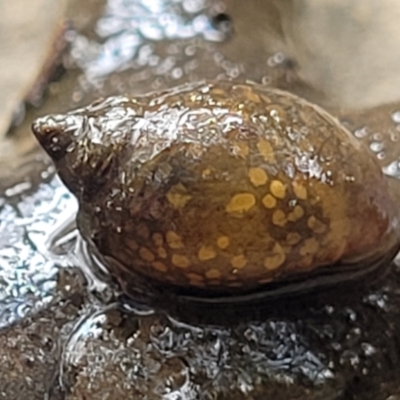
[32,81,400,300]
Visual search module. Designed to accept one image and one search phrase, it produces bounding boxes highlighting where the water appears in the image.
[3,0,400,399]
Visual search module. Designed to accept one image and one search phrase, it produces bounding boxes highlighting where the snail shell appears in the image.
[32,81,400,300]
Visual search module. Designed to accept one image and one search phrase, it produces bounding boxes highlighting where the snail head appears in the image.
[32,98,134,202]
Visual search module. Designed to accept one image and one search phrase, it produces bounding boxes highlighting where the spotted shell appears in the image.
[32,81,400,299]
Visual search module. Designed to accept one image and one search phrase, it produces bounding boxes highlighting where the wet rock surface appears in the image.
[2,0,400,399]
[0,264,86,400]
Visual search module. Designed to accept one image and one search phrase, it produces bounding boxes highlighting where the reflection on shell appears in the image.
[32,81,400,300]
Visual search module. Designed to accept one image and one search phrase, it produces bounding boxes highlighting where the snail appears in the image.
[32,81,400,302]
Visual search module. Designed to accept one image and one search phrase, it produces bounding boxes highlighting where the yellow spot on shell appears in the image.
[136,223,150,239]
[307,216,327,234]
[270,180,286,199]
[205,268,222,279]
[286,232,302,245]
[166,231,184,249]
[124,238,139,250]
[152,233,164,247]
[202,168,212,178]
[292,181,308,200]
[272,209,287,226]
[198,245,217,261]
[171,254,191,269]
[157,247,168,259]
[186,272,204,281]
[299,238,320,256]
[230,255,247,269]
[217,236,230,249]
[264,242,286,270]
[262,194,277,209]
[152,261,167,272]
[248,167,268,187]
[257,140,276,163]
[322,219,351,250]
[287,205,305,222]
[139,247,155,262]
[166,183,192,209]
[226,193,256,214]
[186,273,205,284]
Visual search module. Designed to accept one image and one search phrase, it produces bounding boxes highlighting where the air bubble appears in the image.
[211,13,232,35]
[140,22,164,40]
[390,130,400,142]
[361,342,376,357]
[391,111,400,124]
[171,67,183,79]
[369,142,384,153]
[183,0,204,13]
[383,160,400,177]
[354,127,369,138]
[148,55,160,67]
[261,76,271,85]
[184,59,199,73]
[372,132,382,141]
[267,52,287,67]
[5,182,32,197]
[184,45,197,56]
